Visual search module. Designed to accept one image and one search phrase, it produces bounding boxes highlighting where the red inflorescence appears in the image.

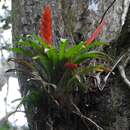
[65,62,79,70]
[85,20,106,45]
[39,5,53,46]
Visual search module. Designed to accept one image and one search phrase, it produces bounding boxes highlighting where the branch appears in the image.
[118,65,130,88]
[71,101,103,130]
[104,55,124,82]
[96,55,124,91]
[103,52,130,89]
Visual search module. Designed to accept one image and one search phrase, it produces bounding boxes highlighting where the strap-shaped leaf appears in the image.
[16,40,43,54]
[16,41,31,47]
[66,41,84,59]
[33,55,52,81]
[8,58,35,70]
[85,41,109,50]
[59,39,68,60]
[47,47,59,66]
[10,47,33,57]
[33,34,50,48]
[74,51,112,64]
[77,64,111,74]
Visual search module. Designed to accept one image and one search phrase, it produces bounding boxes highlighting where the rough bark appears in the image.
[12,0,130,130]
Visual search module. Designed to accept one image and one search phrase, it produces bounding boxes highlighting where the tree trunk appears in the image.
[12,0,130,129]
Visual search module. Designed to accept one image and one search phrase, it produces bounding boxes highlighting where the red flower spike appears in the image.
[85,20,106,45]
[65,62,79,70]
[39,5,53,46]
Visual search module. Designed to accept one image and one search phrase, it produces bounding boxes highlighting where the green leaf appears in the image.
[8,58,35,70]
[16,39,44,54]
[33,34,50,48]
[66,41,84,59]
[59,39,68,60]
[33,55,52,81]
[10,47,33,56]
[74,51,112,64]
[16,41,31,46]
[77,64,106,74]
[47,47,59,66]
[23,90,42,106]
[86,41,109,50]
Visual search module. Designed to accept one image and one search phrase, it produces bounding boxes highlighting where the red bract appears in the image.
[85,20,106,45]
[65,62,79,70]
[39,5,53,46]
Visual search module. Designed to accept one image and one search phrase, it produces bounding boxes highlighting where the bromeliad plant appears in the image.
[8,5,113,130]
[10,5,112,93]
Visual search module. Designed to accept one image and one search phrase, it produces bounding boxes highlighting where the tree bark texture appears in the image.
[12,0,130,130]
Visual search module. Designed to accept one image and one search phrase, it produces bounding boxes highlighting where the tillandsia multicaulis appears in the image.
[10,4,112,93]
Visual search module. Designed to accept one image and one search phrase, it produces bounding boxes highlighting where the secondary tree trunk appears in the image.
[12,0,130,129]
